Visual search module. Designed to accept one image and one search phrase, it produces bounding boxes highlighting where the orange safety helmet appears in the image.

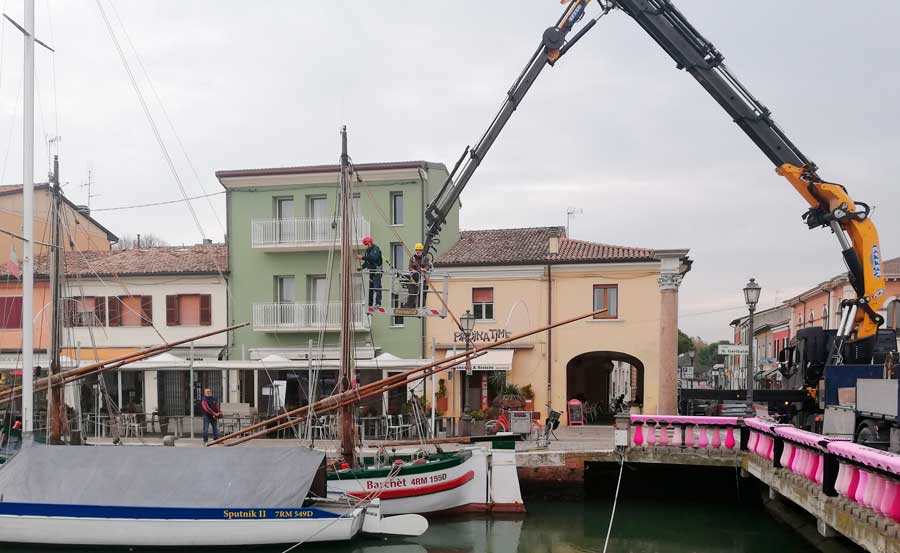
[362,236,373,246]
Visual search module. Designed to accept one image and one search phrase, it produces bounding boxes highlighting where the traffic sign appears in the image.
[718,344,749,355]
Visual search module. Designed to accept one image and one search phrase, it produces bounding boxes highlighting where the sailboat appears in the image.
[319,127,524,515]
[0,5,423,546]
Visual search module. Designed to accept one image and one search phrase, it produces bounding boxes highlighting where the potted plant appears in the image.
[467,408,487,435]
[497,383,525,410]
[522,384,535,411]
[436,379,448,412]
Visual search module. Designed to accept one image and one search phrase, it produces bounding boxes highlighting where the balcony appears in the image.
[251,217,371,251]
[252,302,370,332]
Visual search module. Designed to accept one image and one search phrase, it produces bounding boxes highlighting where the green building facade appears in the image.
[217,161,459,406]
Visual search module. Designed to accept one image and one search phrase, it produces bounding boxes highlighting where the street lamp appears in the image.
[460,309,476,413]
[743,278,761,414]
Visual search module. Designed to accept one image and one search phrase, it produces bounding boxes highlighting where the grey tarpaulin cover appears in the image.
[0,442,324,507]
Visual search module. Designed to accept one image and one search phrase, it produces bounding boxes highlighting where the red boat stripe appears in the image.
[346,470,475,500]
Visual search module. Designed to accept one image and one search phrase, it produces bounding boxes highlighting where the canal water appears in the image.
[4,488,821,553]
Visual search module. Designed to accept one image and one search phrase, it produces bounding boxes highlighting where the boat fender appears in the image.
[393,459,405,466]
[340,462,350,470]
[411,458,427,465]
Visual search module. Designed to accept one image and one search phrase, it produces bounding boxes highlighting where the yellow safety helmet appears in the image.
[414,243,424,252]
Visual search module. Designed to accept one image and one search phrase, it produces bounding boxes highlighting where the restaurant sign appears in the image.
[453,328,512,343]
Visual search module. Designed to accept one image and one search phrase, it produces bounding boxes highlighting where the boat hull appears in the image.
[0,504,364,546]
[328,448,523,515]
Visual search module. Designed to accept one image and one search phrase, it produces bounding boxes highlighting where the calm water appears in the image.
[4,497,819,553]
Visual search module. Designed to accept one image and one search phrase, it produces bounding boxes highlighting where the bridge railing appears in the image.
[629,415,740,451]
[627,415,900,523]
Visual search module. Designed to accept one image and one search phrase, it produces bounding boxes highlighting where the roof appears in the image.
[0,244,227,279]
[215,160,443,181]
[0,183,118,242]
[783,255,900,305]
[435,226,659,266]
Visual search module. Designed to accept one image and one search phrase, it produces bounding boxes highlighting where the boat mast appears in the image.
[338,126,356,466]
[21,0,35,434]
[48,155,66,444]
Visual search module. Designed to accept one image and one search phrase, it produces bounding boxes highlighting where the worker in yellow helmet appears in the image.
[405,243,432,308]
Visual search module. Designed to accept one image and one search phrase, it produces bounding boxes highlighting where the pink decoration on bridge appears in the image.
[659,423,670,446]
[671,425,682,447]
[815,455,824,485]
[871,476,886,515]
[880,481,898,517]
[806,453,819,482]
[747,431,759,453]
[889,482,900,523]
[855,471,869,506]
[863,471,878,508]
[646,423,656,446]
[684,425,695,448]
[724,427,735,449]
[633,425,644,447]
[697,426,708,449]
[765,436,775,461]
[835,463,849,496]
[787,446,797,475]
[780,443,792,469]
[847,466,861,500]
[710,427,722,449]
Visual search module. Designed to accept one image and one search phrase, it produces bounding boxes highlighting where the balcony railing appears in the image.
[251,217,371,251]
[252,302,370,332]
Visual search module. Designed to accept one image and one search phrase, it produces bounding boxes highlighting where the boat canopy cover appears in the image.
[0,442,324,508]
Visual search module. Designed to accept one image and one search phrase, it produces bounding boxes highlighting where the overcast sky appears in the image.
[1,1,898,342]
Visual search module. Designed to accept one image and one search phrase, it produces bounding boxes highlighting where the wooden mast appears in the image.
[338,126,356,466]
[48,155,66,444]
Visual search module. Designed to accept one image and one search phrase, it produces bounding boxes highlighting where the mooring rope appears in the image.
[602,451,625,553]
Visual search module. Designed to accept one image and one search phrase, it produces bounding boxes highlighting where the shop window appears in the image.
[66,296,106,327]
[0,296,23,329]
[888,301,900,330]
[109,296,152,327]
[166,294,211,326]
[593,284,618,319]
[472,287,494,321]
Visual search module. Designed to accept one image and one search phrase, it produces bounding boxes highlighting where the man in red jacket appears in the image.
[201,388,223,445]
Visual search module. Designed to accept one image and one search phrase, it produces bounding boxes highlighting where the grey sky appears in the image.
[1,1,898,342]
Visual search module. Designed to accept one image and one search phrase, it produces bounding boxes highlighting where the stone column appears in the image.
[655,250,689,415]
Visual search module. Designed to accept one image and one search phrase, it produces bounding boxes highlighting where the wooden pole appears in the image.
[210,308,605,446]
[338,126,355,466]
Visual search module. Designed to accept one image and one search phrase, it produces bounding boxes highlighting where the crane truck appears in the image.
[418,0,897,447]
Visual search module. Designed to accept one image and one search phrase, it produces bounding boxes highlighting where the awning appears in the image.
[453,349,514,372]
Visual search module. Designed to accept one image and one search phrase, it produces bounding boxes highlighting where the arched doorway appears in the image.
[566,351,644,424]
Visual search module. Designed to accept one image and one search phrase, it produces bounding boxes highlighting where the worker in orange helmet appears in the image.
[356,236,383,308]
[405,243,432,308]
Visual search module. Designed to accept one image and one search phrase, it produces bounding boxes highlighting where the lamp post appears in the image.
[460,309,476,414]
[688,349,695,388]
[743,278,761,414]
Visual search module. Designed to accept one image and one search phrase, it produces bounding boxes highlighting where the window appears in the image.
[593,284,618,319]
[808,311,814,325]
[390,242,404,269]
[66,296,106,327]
[274,196,294,219]
[307,196,327,219]
[822,306,828,329]
[275,276,296,303]
[390,192,404,225]
[308,275,327,304]
[351,193,361,218]
[109,296,152,327]
[166,294,211,326]
[888,301,900,330]
[472,287,494,321]
[0,296,22,329]
[390,293,404,327]
[797,314,803,328]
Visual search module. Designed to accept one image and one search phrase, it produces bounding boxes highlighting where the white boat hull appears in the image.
[0,504,364,546]
[328,447,523,515]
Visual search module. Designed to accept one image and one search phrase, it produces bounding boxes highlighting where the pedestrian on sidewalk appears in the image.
[201,388,223,445]
[356,236,383,307]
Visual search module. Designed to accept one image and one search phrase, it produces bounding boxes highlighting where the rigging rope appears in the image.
[602,451,625,553]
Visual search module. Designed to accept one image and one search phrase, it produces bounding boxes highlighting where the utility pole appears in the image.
[48,155,66,444]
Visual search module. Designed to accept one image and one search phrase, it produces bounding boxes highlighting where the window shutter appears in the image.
[141,296,153,326]
[108,297,122,327]
[472,288,493,303]
[199,294,212,326]
[94,297,107,326]
[166,295,179,326]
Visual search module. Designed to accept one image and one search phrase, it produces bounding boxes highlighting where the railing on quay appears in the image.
[627,414,900,524]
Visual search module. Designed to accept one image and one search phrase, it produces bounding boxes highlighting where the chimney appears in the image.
[202,238,213,245]
[548,227,560,255]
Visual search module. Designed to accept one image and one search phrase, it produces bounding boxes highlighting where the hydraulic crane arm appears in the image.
[423,0,609,255]
[611,0,886,344]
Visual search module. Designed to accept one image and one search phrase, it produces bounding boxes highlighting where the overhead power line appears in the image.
[91,191,224,212]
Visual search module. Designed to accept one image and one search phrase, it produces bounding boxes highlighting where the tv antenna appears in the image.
[81,170,100,210]
[566,207,583,237]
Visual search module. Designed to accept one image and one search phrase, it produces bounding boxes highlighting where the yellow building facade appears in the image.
[424,227,689,423]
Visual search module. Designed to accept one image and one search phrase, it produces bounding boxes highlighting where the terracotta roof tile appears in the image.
[436,227,657,266]
[1,245,227,278]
